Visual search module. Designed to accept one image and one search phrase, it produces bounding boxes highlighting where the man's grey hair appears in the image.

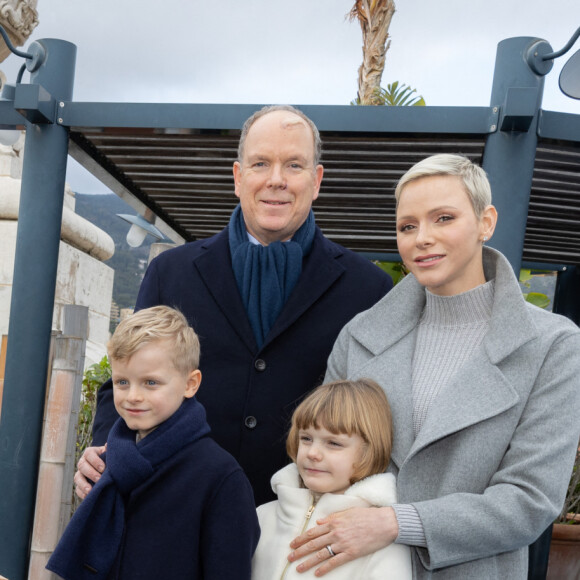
[395,154,492,218]
[237,105,322,167]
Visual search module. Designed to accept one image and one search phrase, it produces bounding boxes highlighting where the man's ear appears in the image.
[312,164,324,200]
[233,161,242,199]
[184,369,202,398]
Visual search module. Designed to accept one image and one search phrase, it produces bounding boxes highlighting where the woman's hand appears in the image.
[288,506,399,576]
[73,444,106,499]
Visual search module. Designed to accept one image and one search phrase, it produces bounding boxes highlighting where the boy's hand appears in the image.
[73,444,106,499]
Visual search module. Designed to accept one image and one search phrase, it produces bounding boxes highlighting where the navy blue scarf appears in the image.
[47,397,211,580]
[228,205,316,348]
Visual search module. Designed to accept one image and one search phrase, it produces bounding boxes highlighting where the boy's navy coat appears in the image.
[108,436,259,579]
[94,226,392,505]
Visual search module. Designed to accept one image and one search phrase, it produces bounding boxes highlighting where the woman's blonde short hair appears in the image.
[107,305,200,375]
[287,379,393,486]
[395,154,492,218]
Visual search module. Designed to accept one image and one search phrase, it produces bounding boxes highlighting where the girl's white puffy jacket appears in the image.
[251,463,412,580]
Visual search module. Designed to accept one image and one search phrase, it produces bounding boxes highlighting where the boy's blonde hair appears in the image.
[107,305,200,375]
[287,379,393,486]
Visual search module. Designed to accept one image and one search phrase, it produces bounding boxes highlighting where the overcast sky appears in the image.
[1,0,579,193]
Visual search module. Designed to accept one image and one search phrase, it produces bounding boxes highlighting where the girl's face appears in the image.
[296,426,365,495]
[396,175,496,296]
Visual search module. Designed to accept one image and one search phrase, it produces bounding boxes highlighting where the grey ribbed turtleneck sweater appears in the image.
[411,280,495,435]
[394,280,495,547]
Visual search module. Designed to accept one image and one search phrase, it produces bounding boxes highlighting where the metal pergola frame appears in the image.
[0,34,579,578]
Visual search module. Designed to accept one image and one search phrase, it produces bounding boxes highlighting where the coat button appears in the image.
[244,416,257,429]
[254,359,266,371]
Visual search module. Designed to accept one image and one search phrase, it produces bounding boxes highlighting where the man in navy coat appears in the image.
[76,105,392,506]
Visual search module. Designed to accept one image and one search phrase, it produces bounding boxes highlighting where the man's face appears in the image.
[233,111,323,245]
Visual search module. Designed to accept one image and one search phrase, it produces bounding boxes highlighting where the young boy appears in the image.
[47,306,260,580]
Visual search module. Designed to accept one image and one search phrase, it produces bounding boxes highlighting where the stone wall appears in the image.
[0,0,39,62]
[0,134,115,368]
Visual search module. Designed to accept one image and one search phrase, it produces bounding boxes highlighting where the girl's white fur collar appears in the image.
[271,463,398,506]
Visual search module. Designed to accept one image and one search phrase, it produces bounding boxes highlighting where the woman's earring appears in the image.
[483,236,488,242]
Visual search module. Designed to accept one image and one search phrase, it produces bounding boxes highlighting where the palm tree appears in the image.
[348,0,397,105]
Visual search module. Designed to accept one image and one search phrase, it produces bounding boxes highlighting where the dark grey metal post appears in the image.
[0,39,76,579]
[553,266,580,324]
[482,37,549,274]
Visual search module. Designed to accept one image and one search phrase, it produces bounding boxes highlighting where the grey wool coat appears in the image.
[325,247,580,579]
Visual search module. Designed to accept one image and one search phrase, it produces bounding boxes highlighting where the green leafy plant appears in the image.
[373,260,407,285]
[519,269,551,309]
[376,81,426,106]
[72,356,111,512]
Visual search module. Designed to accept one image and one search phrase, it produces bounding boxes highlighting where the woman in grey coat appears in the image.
[287,154,580,579]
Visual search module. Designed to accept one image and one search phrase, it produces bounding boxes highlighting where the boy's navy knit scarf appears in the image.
[46,397,211,580]
[228,204,315,348]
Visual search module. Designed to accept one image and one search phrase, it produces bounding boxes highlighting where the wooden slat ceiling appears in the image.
[526,143,580,264]
[70,129,580,264]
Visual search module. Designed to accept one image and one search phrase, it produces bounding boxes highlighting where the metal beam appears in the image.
[0,98,26,128]
[58,101,498,135]
[537,109,580,142]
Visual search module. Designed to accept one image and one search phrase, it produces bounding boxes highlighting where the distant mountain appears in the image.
[73,193,163,311]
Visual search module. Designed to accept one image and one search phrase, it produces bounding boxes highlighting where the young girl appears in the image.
[251,379,412,579]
